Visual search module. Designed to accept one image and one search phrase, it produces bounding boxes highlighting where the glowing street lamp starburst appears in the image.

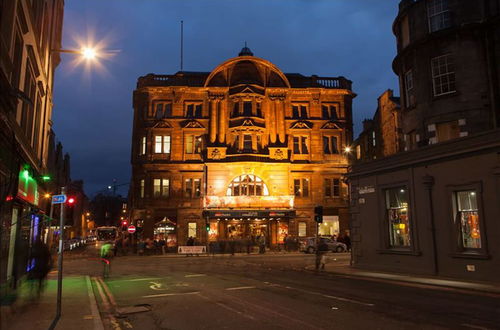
[82,47,97,60]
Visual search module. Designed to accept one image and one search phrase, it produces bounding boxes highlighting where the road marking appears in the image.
[461,324,491,330]
[149,281,168,291]
[85,276,104,330]
[98,277,117,307]
[93,277,110,309]
[185,274,207,277]
[265,282,374,307]
[322,294,374,307]
[121,278,162,282]
[225,286,256,291]
[197,293,256,320]
[142,291,200,298]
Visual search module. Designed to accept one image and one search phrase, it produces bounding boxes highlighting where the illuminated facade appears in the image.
[130,47,354,246]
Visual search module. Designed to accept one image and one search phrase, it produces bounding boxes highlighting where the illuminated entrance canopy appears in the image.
[204,195,294,209]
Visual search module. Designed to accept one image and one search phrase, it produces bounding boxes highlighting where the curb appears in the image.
[85,275,105,330]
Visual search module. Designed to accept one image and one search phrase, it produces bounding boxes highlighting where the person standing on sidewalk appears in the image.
[315,238,329,271]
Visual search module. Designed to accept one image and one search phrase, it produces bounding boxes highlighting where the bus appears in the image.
[96,226,118,242]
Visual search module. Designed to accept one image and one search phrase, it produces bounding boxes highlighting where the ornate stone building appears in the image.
[130,47,355,247]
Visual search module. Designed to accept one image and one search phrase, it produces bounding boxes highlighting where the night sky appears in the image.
[52,0,401,197]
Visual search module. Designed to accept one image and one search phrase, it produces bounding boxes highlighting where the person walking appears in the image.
[315,238,329,272]
[258,234,266,254]
[27,240,52,298]
[100,241,113,278]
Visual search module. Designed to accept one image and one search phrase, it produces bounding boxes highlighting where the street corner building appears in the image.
[130,47,355,247]
[349,0,500,282]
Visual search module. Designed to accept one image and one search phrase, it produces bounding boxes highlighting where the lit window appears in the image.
[184,178,202,198]
[188,222,197,238]
[153,178,170,198]
[321,104,338,120]
[227,175,269,196]
[372,131,376,147]
[186,135,202,154]
[140,136,146,155]
[298,222,307,237]
[453,190,481,249]
[427,0,452,33]
[323,136,339,154]
[155,135,171,154]
[140,179,145,198]
[293,136,309,154]
[385,187,411,248]
[431,54,456,96]
[325,178,341,197]
[404,70,413,108]
[292,104,308,119]
[294,178,309,197]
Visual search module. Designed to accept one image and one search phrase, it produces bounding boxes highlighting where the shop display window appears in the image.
[453,190,481,249]
[385,187,411,248]
[208,222,218,241]
[298,222,307,237]
[188,222,197,238]
[278,222,289,243]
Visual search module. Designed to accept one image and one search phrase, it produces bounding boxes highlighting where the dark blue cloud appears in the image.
[52,0,401,196]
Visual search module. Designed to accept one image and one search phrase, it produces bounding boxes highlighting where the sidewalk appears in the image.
[307,256,500,296]
[0,273,103,330]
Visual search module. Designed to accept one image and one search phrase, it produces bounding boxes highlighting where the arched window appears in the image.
[226,175,269,196]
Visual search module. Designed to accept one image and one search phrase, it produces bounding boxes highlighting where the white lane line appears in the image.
[265,282,374,307]
[85,276,105,330]
[142,291,200,298]
[198,294,256,321]
[461,324,491,330]
[185,274,207,278]
[225,286,256,291]
[322,294,374,307]
[121,277,162,282]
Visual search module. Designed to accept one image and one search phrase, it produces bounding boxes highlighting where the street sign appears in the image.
[127,225,136,234]
[52,194,67,204]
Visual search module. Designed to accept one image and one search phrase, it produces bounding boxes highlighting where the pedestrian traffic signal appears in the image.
[314,205,323,223]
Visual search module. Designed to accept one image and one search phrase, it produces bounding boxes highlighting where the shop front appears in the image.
[203,210,295,246]
[153,217,177,251]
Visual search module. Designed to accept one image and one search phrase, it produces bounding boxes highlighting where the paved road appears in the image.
[61,249,500,330]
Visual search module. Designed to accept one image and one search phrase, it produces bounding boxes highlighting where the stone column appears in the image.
[218,98,226,143]
[269,101,277,144]
[277,100,286,144]
[209,98,218,143]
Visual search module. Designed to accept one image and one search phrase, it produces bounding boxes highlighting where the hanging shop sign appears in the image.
[204,195,294,209]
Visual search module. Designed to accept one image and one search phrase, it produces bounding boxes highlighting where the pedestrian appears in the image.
[344,232,351,252]
[187,236,194,246]
[258,234,266,254]
[100,241,113,278]
[315,238,329,271]
[27,240,52,298]
[245,236,252,254]
[137,239,145,256]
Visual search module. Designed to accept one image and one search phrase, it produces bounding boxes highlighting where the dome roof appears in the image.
[204,52,290,88]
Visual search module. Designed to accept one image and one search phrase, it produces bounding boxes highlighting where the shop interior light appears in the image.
[44,193,51,198]
[41,175,51,181]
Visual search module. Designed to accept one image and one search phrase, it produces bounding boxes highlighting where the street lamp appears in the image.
[53,46,99,60]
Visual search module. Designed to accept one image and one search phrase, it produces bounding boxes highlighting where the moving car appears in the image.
[299,237,347,254]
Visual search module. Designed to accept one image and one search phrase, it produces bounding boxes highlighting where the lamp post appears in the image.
[47,45,101,330]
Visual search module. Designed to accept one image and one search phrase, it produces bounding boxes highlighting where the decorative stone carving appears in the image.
[152,121,173,128]
[182,120,205,129]
[207,147,226,160]
[321,121,342,129]
[290,121,313,129]
[269,147,287,160]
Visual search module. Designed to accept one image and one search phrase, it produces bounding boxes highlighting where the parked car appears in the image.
[299,237,347,253]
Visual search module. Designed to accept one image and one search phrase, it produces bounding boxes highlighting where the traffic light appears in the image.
[121,220,128,227]
[67,197,76,205]
[206,223,210,232]
[314,206,323,223]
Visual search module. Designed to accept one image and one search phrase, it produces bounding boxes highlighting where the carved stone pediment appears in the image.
[321,121,342,129]
[181,120,205,129]
[152,121,173,128]
[290,121,313,129]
